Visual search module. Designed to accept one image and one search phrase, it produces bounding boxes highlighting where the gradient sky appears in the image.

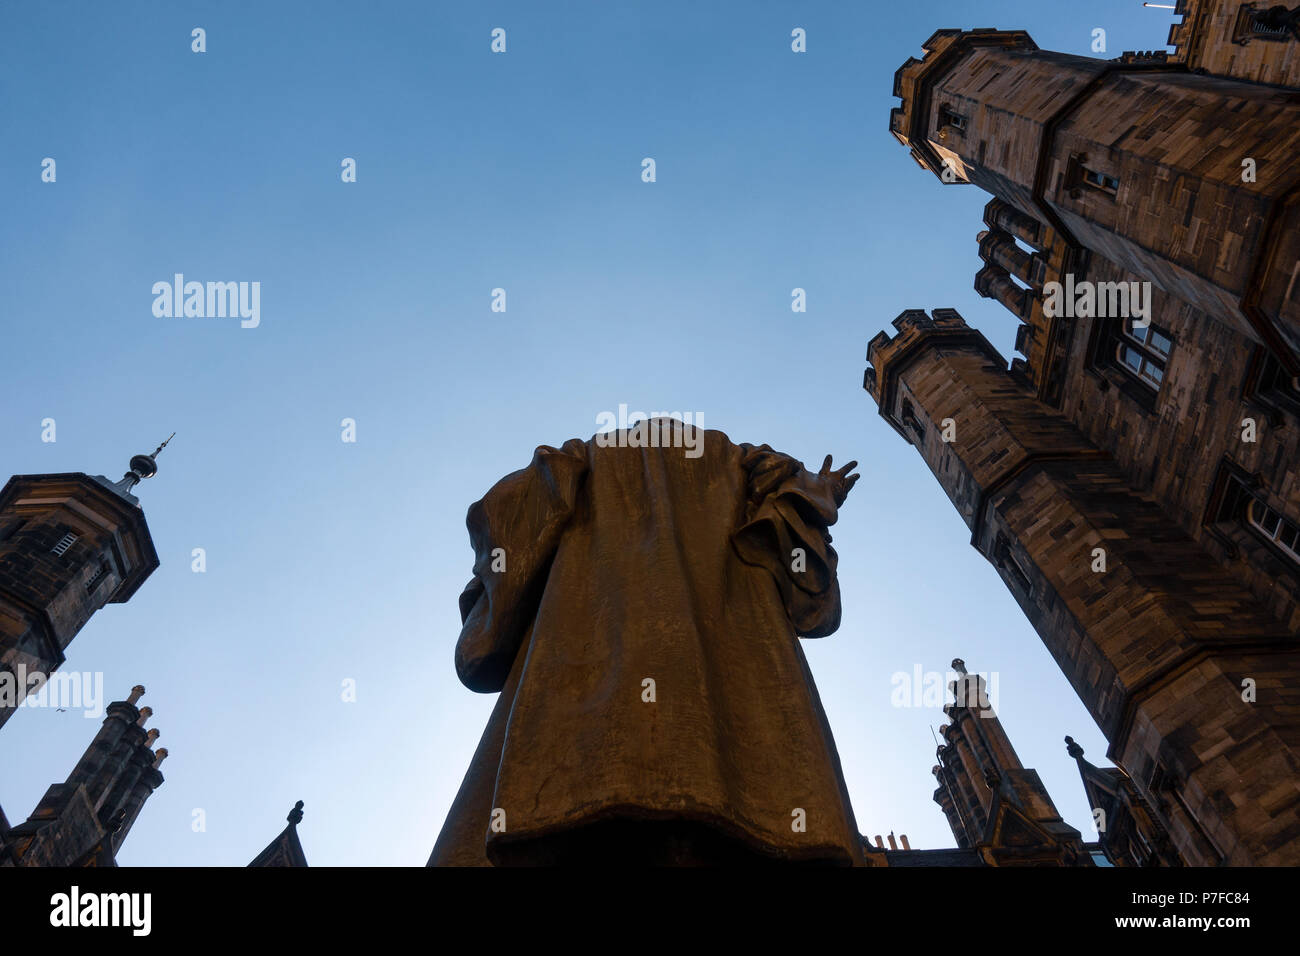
[0,1,1183,865]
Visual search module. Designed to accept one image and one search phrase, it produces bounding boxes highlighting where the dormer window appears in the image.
[51,532,79,556]
[1115,319,1172,390]
[938,105,968,133]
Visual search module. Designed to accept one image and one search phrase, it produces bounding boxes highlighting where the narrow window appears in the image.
[938,104,967,133]
[1241,347,1300,424]
[1066,154,1119,200]
[1248,499,1300,565]
[1080,165,1119,194]
[51,531,79,556]
[994,534,1033,596]
[900,398,926,442]
[85,563,111,594]
[1259,351,1300,408]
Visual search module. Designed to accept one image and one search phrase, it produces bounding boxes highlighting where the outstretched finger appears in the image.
[820,454,833,474]
[835,459,859,477]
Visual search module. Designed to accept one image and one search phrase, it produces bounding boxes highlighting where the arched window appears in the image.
[1247,499,1300,565]
[1115,319,1172,389]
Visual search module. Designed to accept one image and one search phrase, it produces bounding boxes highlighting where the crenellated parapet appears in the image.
[864,308,1003,419]
[889,29,1037,179]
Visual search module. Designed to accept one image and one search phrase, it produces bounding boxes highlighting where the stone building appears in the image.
[862,659,1100,867]
[928,660,1092,866]
[0,685,167,867]
[871,5,1300,865]
[0,442,169,732]
[0,442,314,866]
[0,445,169,865]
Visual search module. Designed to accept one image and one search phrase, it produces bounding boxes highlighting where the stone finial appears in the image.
[152,748,169,769]
[952,658,967,675]
[900,834,912,850]
[144,728,160,747]
[287,800,305,826]
[1065,735,1085,759]
[136,706,153,727]
[127,685,146,705]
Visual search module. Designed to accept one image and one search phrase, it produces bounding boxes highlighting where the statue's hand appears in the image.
[817,455,860,507]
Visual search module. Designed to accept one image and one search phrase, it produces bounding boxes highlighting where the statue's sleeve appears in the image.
[731,443,843,638]
[454,438,589,692]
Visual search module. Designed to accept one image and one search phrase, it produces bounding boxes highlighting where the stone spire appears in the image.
[0,686,167,865]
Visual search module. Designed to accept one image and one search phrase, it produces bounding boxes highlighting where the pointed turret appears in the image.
[0,686,167,866]
[248,801,309,867]
[931,659,1089,866]
[1065,735,1183,867]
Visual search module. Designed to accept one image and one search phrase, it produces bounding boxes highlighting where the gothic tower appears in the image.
[931,659,1088,866]
[0,439,169,732]
[871,10,1300,866]
[889,25,1300,369]
[865,308,1300,864]
[0,685,167,866]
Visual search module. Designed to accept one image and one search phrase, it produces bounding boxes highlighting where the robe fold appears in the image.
[429,425,863,866]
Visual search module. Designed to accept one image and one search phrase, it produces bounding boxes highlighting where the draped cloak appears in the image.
[428,425,864,866]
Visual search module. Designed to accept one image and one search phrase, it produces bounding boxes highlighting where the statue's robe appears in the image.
[429,425,864,865]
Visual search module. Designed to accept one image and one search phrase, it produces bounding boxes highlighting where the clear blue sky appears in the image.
[0,1,1180,865]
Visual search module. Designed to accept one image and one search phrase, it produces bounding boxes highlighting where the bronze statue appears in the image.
[429,421,864,865]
